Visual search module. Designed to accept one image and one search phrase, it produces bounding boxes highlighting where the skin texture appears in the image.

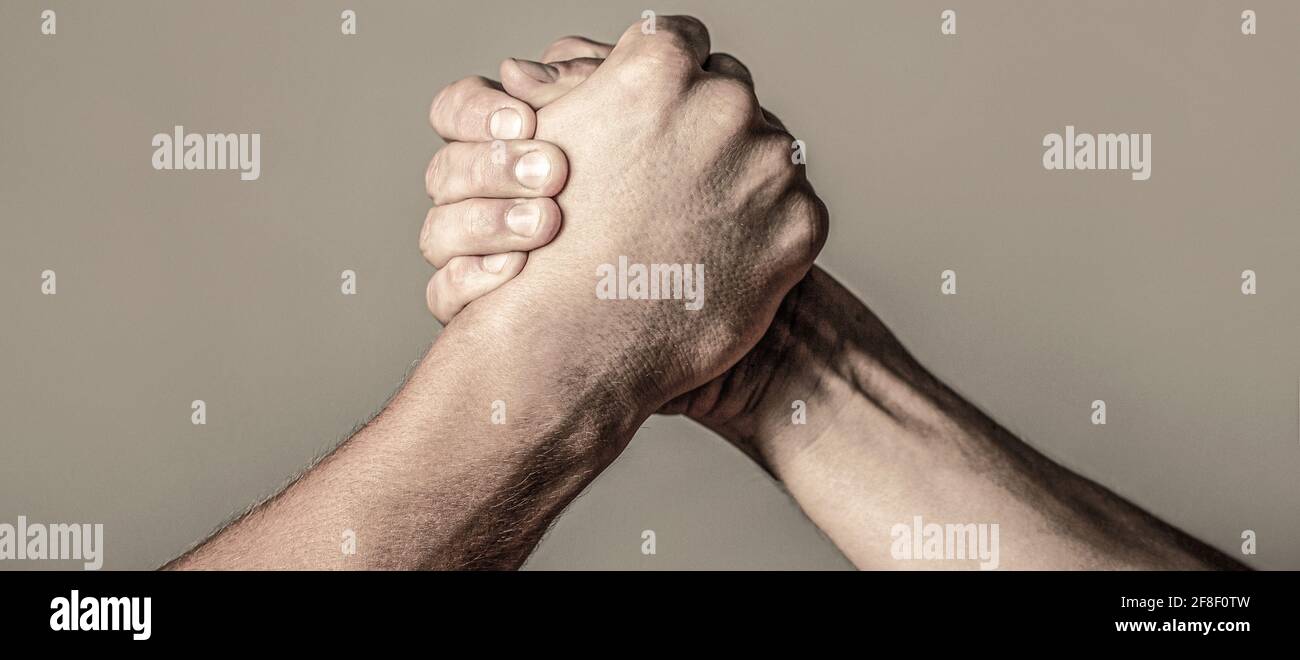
[167,17,1244,571]
[690,268,1245,569]
[427,32,1246,570]
[165,16,824,570]
[476,20,827,413]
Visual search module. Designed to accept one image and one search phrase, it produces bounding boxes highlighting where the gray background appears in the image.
[1,0,1296,570]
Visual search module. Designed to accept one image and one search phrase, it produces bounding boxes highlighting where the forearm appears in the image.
[166,304,641,570]
[711,267,1244,570]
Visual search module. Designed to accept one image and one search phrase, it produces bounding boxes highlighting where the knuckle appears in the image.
[447,76,488,101]
[425,151,444,199]
[461,201,496,239]
[701,77,758,126]
[620,19,647,42]
[812,195,831,246]
[445,256,477,286]
[751,131,800,183]
[626,48,697,87]
[786,190,829,260]
[425,275,441,316]
[466,145,492,193]
[650,29,693,57]
[456,103,485,139]
[429,90,449,126]
[431,76,484,123]
[426,245,448,270]
[787,189,819,225]
[418,208,439,261]
[647,32,697,66]
[761,108,786,130]
[660,15,708,45]
[711,52,749,75]
[621,26,702,83]
[432,277,460,323]
[428,146,470,204]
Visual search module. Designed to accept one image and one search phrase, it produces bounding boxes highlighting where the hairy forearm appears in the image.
[165,304,640,570]
[711,267,1245,570]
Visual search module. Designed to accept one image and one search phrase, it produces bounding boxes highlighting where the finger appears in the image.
[612,14,711,68]
[426,253,527,325]
[704,53,753,87]
[429,76,537,142]
[541,35,614,62]
[419,198,561,269]
[425,140,567,205]
[500,57,602,110]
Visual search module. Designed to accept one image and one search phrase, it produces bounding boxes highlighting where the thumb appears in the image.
[499,57,602,110]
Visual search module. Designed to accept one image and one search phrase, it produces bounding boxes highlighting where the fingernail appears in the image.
[506,202,541,237]
[482,253,510,273]
[514,151,551,189]
[513,58,558,83]
[489,108,523,139]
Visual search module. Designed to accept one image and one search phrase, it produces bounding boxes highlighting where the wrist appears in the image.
[441,288,651,457]
[693,266,866,473]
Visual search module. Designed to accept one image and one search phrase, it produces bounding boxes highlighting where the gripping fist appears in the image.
[428,17,828,419]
